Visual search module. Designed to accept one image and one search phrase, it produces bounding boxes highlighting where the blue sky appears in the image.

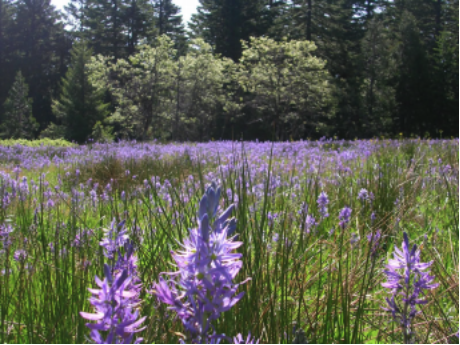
[51,0,200,26]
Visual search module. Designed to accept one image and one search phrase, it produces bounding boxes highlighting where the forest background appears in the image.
[0,0,458,142]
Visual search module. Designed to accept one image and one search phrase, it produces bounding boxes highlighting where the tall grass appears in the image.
[0,139,457,343]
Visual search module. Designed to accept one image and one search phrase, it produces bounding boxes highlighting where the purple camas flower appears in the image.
[381,232,439,343]
[152,183,252,343]
[80,264,146,344]
[367,230,381,257]
[13,249,27,262]
[350,232,360,247]
[233,332,259,344]
[0,224,13,252]
[338,207,352,229]
[304,214,317,234]
[114,242,142,305]
[357,188,369,202]
[317,192,329,218]
[100,219,129,260]
[73,229,93,248]
[370,212,376,225]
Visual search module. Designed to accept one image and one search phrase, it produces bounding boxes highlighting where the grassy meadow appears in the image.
[0,139,458,344]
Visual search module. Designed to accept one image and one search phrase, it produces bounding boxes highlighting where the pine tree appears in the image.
[0,0,16,108]
[1,71,38,139]
[430,0,458,136]
[66,0,155,59]
[52,42,109,143]
[189,0,268,61]
[393,11,433,136]
[153,0,187,55]
[5,0,69,129]
[125,0,156,55]
[360,18,397,136]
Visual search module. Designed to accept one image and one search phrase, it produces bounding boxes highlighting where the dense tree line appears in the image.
[0,0,458,142]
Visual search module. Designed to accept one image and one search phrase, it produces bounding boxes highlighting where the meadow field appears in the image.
[0,139,458,344]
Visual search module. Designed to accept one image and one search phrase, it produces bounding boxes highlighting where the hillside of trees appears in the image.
[0,0,458,142]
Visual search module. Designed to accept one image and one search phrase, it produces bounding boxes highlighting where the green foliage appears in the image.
[238,37,334,139]
[90,35,177,140]
[0,71,38,139]
[39,122,66,140]
[53,42,110,143]
[0,138,74,147]
[89,36,240,141]
[91,121,114,143]
[174,38,239,140]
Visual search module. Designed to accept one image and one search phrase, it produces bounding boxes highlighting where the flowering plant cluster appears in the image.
[382,232,439,343]
[80,264,146,344]
[80,220,145,344]
[152,182,254,343]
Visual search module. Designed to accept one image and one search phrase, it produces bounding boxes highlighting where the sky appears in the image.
[51,0,200,27]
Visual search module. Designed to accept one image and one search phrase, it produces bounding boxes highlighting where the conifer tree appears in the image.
[0,0,16,109]
[153,0,187,55]
[8,0,69,128]
[52,42,109,143]
[360,18,397,136]
[66,0,155,59]
[1,71,38,139]
[189,0,268,61]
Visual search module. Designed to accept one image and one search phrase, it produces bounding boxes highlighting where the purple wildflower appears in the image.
[80,264,146,344]
[304,214,317,233]
[357,188,369,202]
[13,249,27,262]
[367,230,381,257]
[152,183,250,343]
[73,229,93,248]
[338,207,352,230]
[233,333,259,344]
[0,224,13,251]
[114,241,142,305]
[267,211,278,228]
[381,232,439,343]
[370,212,376,225]
[100,220,129,260]
[350,232,360,247]
[317,192,329,218]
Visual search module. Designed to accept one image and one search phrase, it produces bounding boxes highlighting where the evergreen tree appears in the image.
[0,0,16,109]
[153,0,187,55]
[125,0,156,55]
[394,11,433,136]
[431,0,459,136]
[1,71,38,139]
[360,18,397,136]
[189,0,268,61]
[4,0,69,129]
[66,0,155,59]
[52,42,109,143]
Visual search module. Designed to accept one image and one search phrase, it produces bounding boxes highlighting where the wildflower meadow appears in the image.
[0,138,458,344]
